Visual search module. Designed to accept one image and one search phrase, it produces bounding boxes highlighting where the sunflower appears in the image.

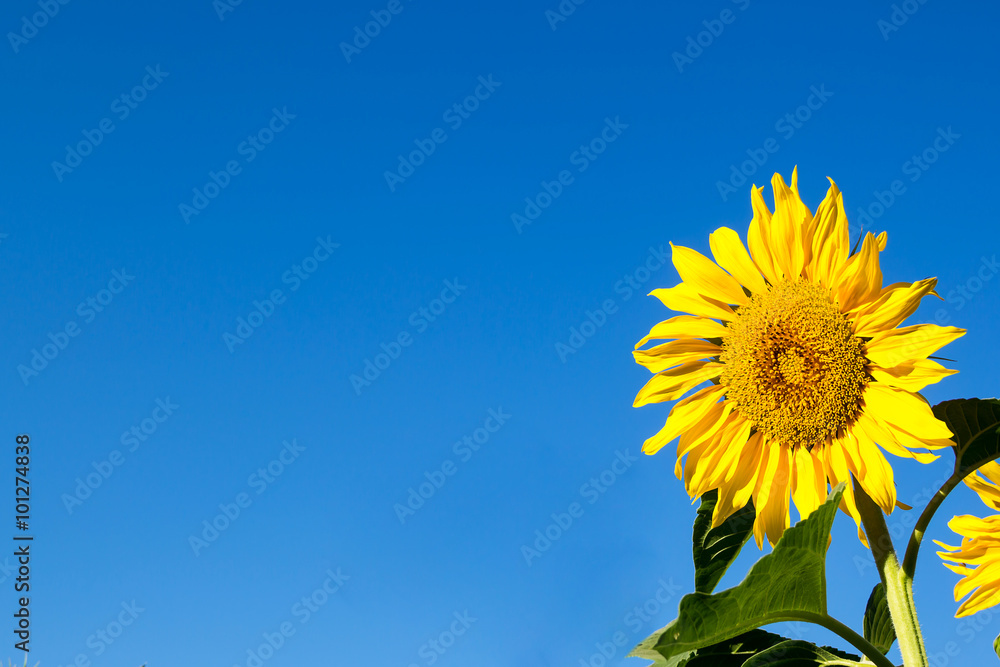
[935,461,1000,617]
[633,168,964,547]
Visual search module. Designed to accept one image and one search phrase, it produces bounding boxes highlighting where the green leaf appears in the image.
[993,631,999,661]
[640,633,864,667]
[692,489,756,594]
[932,398,1000,475]
[862,583,895,654]
[630,484,845,663]
[741,640,863,666]
[645,629,790,667]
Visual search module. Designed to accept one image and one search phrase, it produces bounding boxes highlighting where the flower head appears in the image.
[634,168,964,547]
[936,461,1000,617]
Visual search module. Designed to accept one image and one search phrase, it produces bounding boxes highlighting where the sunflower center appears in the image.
[720,280,869,450]
[777,348,810,384]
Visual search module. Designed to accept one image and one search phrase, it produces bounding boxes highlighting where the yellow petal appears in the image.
[973,460,1000,485]
[948,514,1000,541]
[684,427,727,496]
[964,466,1000,512]
[713,431,765,527]
[642,384,727,455]
[633,361,723,407]
[733,432,767,509]
[866,324,965,367]
[768,170,810,280]
[633,339,721,373]
[957,591,1000,617]
[792,168,819,268]
[720,417,755,484]
[870,417,953,453]
[753,443,791,547]
[849,426,896,514]
[650,284,735,321]
[747,185,779,285]
[635,315,729,349]
[852,278,937,337]
[935,539,962,553]
[671,243,749,306]
[709,226,768,294]
[834,232,883,312]
[854,411,939,464]
[687,415,750,498]
[807,179,849,285]
[870,359,958,392]
[791,446,826,522]
[677,403,734,471]
[822,441,868,546]
[864,385,954,440]
[956,567,1000,600]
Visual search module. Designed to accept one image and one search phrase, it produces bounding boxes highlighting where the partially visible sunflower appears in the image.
[936,461,1000,617]
[633,168,964,547]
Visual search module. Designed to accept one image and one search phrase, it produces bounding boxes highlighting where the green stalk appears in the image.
[901,472,962,579]
[853,480,929,667]
[795,611,897,667]
[883,553,928,667]
[902,452,1000,580]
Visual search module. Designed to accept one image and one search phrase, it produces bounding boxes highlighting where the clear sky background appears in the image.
[1,0,999,665]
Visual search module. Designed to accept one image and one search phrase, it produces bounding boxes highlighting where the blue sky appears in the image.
[2,0,999,665]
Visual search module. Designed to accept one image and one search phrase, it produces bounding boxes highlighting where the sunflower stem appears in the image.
[901,472,962,580]
[799,611,897,667]
[852,477,895,589]
[883,554,928,667]
[853,480,928,667]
